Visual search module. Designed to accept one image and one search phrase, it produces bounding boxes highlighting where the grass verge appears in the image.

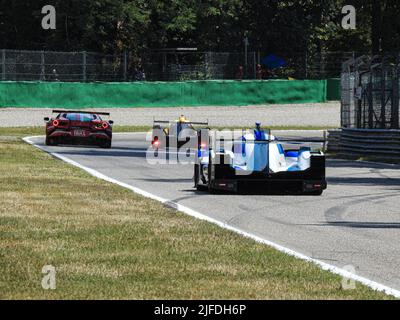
[0,130,392,299]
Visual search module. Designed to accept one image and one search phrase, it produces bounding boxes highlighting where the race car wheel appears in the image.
[194,164,201,189]
[197,184,208,191]
[194,164,208,191]
[306,190,323,196]
[208,185,217,194]
[194,164,199,187]
[101,141,112,149]
[45,137,57,146]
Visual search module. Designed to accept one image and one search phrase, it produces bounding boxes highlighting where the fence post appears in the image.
[253,52,256,79]
[305,51,308,79]
[393,55,400,129]
[205,51,212,79]
[244,36,249,79]
[1,49,5,80]
[368,72,374,129]
[356,68,363,129]
[40,51,45,81]
[320,51,326,78]
[380,62,386,128]
[82,51,87,82]
[123,50,128,81]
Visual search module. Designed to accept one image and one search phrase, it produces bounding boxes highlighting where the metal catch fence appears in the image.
[341,54,400,129]
[1,48,355,82]
[0,49,127,82]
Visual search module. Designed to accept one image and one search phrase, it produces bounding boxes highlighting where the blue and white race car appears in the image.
[194,124,327,195]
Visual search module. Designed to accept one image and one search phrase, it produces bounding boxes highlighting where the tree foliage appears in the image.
[0,0,399,54]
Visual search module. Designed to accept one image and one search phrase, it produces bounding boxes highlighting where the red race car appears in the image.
[44,110,113,148]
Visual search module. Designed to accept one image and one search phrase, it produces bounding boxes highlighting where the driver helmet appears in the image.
[254,122,265,141]
[179,115,187,122]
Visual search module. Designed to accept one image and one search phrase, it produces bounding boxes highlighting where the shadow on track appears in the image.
[328,176,400,187]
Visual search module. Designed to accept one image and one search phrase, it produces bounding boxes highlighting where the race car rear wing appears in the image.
[53,110,111,116]
[208,137,327,152]
[206,127,326,144]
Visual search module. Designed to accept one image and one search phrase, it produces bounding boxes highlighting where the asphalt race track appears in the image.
[28,132,400,291]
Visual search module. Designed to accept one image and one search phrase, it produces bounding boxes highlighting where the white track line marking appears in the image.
[23,135,400,299]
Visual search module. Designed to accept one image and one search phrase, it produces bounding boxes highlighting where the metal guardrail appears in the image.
[327,128,400,161]
[326,129,341,153]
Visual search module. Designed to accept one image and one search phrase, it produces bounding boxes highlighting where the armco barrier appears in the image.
[326,129,341,153]
[327,128,400,161]
[0,80,327,108]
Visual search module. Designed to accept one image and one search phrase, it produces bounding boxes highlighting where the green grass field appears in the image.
[0,127,393,299]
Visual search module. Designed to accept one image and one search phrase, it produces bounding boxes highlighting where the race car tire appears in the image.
[101,141,112,149]
[306,190,323,196]
[196,184,208,191]
[194,164,209,191]
[208,186,217,194]
[45,137,57,146]
[194,164,199,187]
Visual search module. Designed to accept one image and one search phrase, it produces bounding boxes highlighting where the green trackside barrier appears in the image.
[0,80,328,108]
[326,78,341,101]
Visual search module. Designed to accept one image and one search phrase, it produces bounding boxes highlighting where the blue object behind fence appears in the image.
[261,54,286,69]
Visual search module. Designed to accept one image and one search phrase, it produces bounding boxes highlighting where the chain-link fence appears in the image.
[341,54,400,129]
[143,50,355,81]
[0,48,355,82]
[0,49,128,82]
[143,51,257,81]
